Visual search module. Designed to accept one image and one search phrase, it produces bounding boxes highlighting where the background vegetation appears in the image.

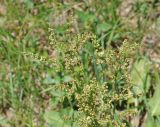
[0,0,160,127]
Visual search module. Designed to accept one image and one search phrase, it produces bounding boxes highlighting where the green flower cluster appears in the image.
[45,28,140,127]
[22,51,56,66]
[23,27,139,126]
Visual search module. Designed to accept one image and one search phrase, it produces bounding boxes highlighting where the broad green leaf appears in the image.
[51,90,65,97]
[44,111,64,127]
[63,76,72,83]
[148,72,160,116]
[144,114,156,127]
[155,116,160,126]
[24,0,34,9]
[76,11,97,24]
[131,58,151,94]
[43,75,61,84]
[55,25,68,34]
[43,76,58,84]
[96,23,111,34]
[0,115,10,127]
[44,108,76,127]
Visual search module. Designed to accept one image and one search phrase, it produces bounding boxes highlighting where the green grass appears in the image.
[0,0,160,127]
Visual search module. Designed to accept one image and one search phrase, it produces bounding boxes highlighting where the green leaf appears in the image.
[0,115,10,127]
[24,0,34,9]
[148,72,160,116]
[144,115,156,127]
[43,77,56,84]
[96,23,111,34]
[55,25,68,34]
[76,11,97,24]
[44,108,77,127]
[63,76,72,83]
[43,76,60,84]
[131,58,151,94]
[51,90,65,97]
[44,111,64,127]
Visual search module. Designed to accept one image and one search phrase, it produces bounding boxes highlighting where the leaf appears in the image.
[44,108,77,127]
[51,90,65,97]
[144,114,156,127]
[96,23,111,34]
[63,76,72,83]
[131,58,151,94]
[148,72,160,116]
[0,115,10,127]
[55,25,68,34]
[76,11,97,24]
[43,76,59,84]
[24,0,34,9]
[44,111,64,127]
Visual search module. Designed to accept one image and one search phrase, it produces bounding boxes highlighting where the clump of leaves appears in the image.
[44,29,139,127]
